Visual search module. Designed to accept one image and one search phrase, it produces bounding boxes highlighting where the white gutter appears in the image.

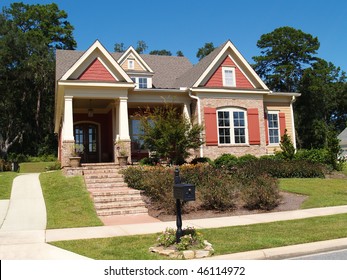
[188,89,203,158]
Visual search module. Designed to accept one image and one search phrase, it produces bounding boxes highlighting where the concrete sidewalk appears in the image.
[1,173,347,260]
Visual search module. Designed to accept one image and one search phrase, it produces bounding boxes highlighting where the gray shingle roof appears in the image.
[338,128,347,146]
[56,49,193,89]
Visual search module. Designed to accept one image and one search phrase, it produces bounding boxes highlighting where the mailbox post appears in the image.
[173,167,195,243]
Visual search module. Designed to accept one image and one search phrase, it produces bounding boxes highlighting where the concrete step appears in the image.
[97,207,148,216]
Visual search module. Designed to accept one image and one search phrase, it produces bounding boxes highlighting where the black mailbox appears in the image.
[173,183,195,201]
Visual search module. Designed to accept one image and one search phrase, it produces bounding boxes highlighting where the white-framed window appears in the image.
[217,108,247,144]
[128,59,134,70]
[130,76,151,89]
[222,66,236,87]
[268,111,280,144]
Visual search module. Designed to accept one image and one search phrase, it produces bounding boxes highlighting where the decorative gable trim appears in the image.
[193,40,269,90]
[61,40,133,83]
[117,46,154,73]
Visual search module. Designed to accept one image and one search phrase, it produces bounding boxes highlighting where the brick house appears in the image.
[55,40,300,167]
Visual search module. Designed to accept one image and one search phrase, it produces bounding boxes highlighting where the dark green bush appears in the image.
[190,157,212,165]
[214,154,238,168]
[237,154,258,165]
[241,174,280,210]
[121,166,145,190]
[294,149,330,164]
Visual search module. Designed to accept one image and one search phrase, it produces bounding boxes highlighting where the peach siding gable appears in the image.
[205,56,254,88]
[78,58,116,81]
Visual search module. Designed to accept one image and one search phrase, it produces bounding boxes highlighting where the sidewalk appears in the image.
[1,173,347,260]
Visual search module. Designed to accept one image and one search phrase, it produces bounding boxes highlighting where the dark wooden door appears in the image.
[74,123,99,163]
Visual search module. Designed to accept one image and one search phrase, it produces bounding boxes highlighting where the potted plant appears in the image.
[69,144,84,167]
[116,141,128,166]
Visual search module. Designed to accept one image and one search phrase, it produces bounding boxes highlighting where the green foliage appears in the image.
[279,130,295,160]
[149,49,172,56]
[156,227,205,251]
[214,154,238,168]
[196,42,215,61]
[0,2,75,158]
[190,157,212,165]
[241,174,280,210]
[253,26,319,92]
[139,103,204,165]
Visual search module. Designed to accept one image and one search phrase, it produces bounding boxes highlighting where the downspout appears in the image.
[188,89,204,158]
[290,95,297,150]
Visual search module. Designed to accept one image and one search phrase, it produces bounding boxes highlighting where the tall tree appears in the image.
[149,49,172,56]
[252,26,320,92]
[176,50,184,57]
[0,2,76,158]
[114,42,125,52]
[295,58,347,148]
[135,40,148,54]
[196,42,215,61]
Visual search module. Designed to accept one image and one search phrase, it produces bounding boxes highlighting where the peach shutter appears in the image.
[279,112,286,136]
[247,108,261,145]
[204,107,218,146]
[264,113,269,145]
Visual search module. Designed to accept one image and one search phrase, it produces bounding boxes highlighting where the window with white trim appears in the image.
[128,59,134,70]
[130,77,150,89]
[217,108,247,144]
[268,112,280,144]
[138,77,147,88]
[222,67,236,87]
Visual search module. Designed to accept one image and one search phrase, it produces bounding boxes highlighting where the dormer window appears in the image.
[128,59,134,70]
[138,77,147,88]
[131,76,151,89]
[222,66,236,87]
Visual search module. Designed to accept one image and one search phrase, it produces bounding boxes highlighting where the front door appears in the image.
[74,123,99,163]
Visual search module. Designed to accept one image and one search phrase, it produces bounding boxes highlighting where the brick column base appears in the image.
[61,140,74,167]
[114,140,131,165]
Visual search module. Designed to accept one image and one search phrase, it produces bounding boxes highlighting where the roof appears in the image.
[338,127,347,146]
[56,49,193,89]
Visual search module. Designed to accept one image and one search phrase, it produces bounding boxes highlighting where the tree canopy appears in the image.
[149,49,172,56]
[0,2,76,158]
[253,26,320,92]
[196,42,215,61]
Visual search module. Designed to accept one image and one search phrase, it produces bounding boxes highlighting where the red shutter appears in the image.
[279,112,286,136]
[247,108,261,145]
[264,112,269,145]
[204,107,218,146]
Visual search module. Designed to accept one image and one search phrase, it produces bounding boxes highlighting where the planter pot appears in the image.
[69,156,81,168]
[117,156,128,167]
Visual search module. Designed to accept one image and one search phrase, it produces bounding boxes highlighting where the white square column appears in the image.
[118,97,130,141]
[62,96,74,141]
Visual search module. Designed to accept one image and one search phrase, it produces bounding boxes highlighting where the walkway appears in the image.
[1,173,347,259]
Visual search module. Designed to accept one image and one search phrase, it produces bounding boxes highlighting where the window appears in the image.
[222,67,236,87]
[268,112,280,144]
[217,108,247,144]
[138,77,147,88]
[128,59,134,70]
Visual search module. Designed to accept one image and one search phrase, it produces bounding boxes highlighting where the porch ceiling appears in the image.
[73,99,112,109]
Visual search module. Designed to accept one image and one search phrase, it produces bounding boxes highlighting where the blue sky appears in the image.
[1,0,347,72]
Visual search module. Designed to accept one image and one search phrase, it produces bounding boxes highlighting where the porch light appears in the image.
[88,99,93,117]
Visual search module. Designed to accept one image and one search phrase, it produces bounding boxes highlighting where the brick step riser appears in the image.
[90,190,142,196]
[97,208,148,216]
[85,178,124,184]
[83,174,123,179]
[93,195,143,203]
[86,183,127,189]
[83,170,121,176]
[94,201,146,210]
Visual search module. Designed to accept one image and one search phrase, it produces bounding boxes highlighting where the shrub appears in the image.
[214,154,238,168]
[294,149,330,164]
[237,154,258,165]
[241,174,280,210]
[190,157,212,165]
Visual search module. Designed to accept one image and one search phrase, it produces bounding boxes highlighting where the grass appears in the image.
[342,162,347,176]
[0,172,18,199]
[40,171,103,229]
[279,178,347,208]
[51,213,347,260]
[19,161,59,173]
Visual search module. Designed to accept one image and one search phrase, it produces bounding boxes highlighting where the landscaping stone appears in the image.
[149,240,214,259]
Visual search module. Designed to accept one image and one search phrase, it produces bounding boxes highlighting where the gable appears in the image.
[205,55,254,88]
[78,58,116,81]
[117,46,153,73]
[60,40,132,83]
[120,54,146,72]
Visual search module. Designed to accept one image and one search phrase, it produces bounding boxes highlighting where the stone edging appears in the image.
[149,240,214,259]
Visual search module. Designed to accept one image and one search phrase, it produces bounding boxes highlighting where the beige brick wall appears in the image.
[199,96,267,159]
[61,140,75,167]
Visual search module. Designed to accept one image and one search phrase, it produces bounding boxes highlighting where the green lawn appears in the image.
[19,161,59,173]
[40,171,103,229]
[279,178,347,208]
[51,213,347,260]
[0,172,18,199]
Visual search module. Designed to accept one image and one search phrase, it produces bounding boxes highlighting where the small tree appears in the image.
[279,129,295,160]
[139,104,204,165]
